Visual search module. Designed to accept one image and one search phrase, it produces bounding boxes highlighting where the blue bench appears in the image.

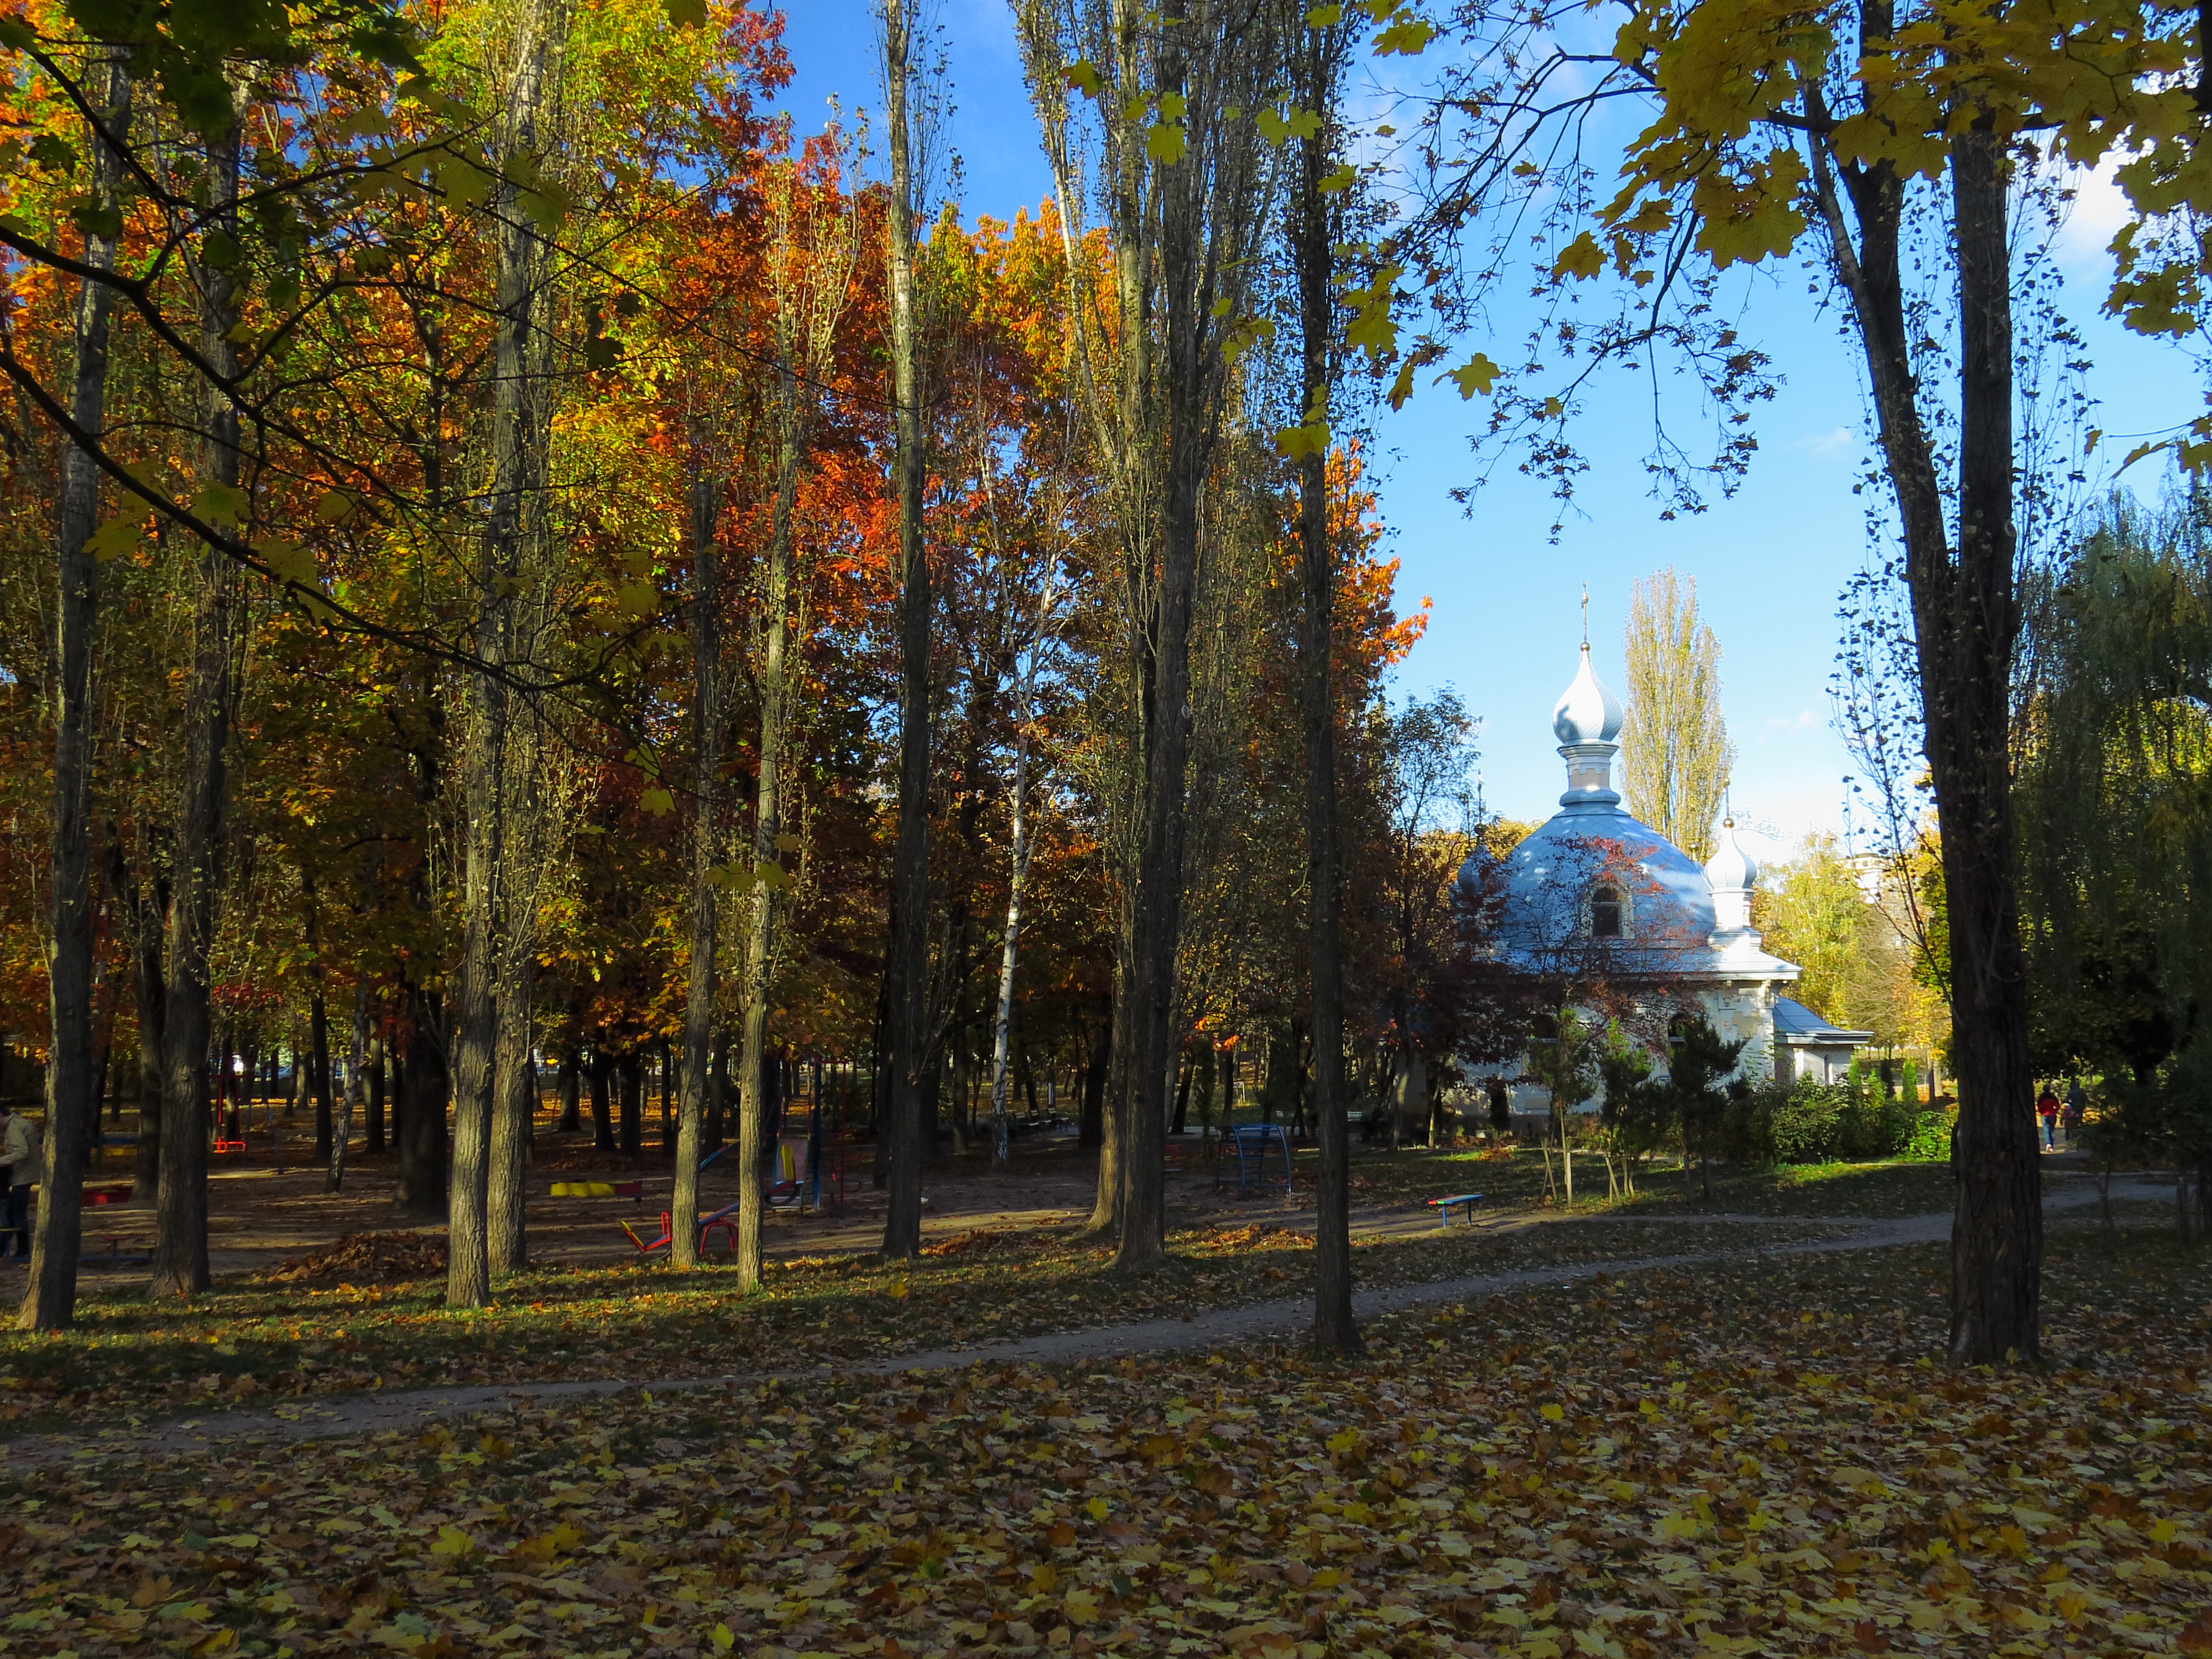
[1428,1192,1485,1228]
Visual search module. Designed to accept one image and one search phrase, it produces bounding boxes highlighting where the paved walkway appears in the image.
[7,1174,2167,1472]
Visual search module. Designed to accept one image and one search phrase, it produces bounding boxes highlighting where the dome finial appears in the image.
[1552,635,1624,809]
[1705,817,1760,940]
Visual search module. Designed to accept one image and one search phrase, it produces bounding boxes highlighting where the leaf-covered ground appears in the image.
[0,1213,1853,1439]
[3,1219,2207,1658]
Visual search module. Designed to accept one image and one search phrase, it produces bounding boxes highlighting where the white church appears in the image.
[1460,644,1868,1112]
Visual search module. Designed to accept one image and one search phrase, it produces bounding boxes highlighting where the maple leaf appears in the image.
[1446,352,1501,397]
[1551,231,1604,282]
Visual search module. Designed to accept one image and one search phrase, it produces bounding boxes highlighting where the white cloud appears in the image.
[1792,425,1855,457]
[1762,708,1819,732]
[2054,156,2133,278]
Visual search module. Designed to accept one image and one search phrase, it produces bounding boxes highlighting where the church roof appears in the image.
[1459,641,1801,986]
[1772,997,1874,1046]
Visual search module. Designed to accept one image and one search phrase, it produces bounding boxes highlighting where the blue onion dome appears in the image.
[1552,644,1625,746]
[1703,817,1758,896]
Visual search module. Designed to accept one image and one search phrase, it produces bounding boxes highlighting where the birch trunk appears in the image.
[330,982,366,1193]
[988,579,1057,1170]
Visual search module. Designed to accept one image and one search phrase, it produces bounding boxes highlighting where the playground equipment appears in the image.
[1216,1122,1295,1196]
[621,1198,744,1259]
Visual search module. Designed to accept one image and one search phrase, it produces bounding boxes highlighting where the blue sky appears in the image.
[761,1,2203,856]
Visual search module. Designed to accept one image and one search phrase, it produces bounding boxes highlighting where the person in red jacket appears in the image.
[2037,1086,2062,1150]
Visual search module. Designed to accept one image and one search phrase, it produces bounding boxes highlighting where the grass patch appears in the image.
[1319,1142,2030,1219]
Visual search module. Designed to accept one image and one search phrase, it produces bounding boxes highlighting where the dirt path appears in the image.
[9,1174,2166,1473]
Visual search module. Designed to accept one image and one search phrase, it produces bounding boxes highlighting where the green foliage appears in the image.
[1525,1005,1599,1116]
[1726,1076,1946,1165]
[2017,490,2212,1083]
[1754,834,1860,1022]
[1900,1108,1952,1163]
[2087,1039,2212,1192]
[1596,1022,1672,1192]
[1670,1015,1743,1168]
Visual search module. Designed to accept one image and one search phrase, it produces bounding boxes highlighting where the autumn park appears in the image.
[1,0,2210,1652]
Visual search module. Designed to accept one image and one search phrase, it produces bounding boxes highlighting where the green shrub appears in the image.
[1900,1109,1952,1162]
[1767,1078,1847,1163]
[1725,1078,1950,1164]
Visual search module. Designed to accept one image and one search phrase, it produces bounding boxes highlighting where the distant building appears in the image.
[1459,644,1858,1110]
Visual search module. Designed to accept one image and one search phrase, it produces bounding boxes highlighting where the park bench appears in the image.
[1427,1192,1485,1229]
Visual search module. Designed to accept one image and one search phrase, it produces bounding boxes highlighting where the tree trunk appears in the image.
[488,955,534,1272]
[673,437,721,1272]
[103,831,165,1201]
[708,1031,729,1151]
[558,1042,581,1133]
[619,1051,642,1160]
[310,980,333,1163]
[589,1048,613,1151]
[366,1030,386,1155]
[329,980,366,1193]
[880,0,933,1262]
[1088,963,1129,1233]
[1934,127,2040,1361]
[449,0,566,1310]
[150,111,244,1303]
[21,50,133,1328]
[392,987,447,1219]
[1079,1004,1109,1149]
[1809,95,2040,1363]
[989,578,1055,1170]
[732,362,803,1285]
[1290,20,1357,1348]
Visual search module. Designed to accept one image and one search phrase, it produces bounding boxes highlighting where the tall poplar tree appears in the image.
[448,0,568,1310]
[880,0,937,1261]
[1283,0,1358,1351]
[1620,569,1732,863]
[1016,0,1282,1268]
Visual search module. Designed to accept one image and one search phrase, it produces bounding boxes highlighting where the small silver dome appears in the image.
[1703,818,1757,893]
[1552,645,1625,745]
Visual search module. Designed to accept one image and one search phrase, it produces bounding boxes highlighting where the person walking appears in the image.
[0,1103,39,1261]
[2064,1079,2086,1146]
[2036,1085,2062,1151]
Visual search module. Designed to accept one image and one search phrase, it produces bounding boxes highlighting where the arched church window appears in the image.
[1590,885,1623,938]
